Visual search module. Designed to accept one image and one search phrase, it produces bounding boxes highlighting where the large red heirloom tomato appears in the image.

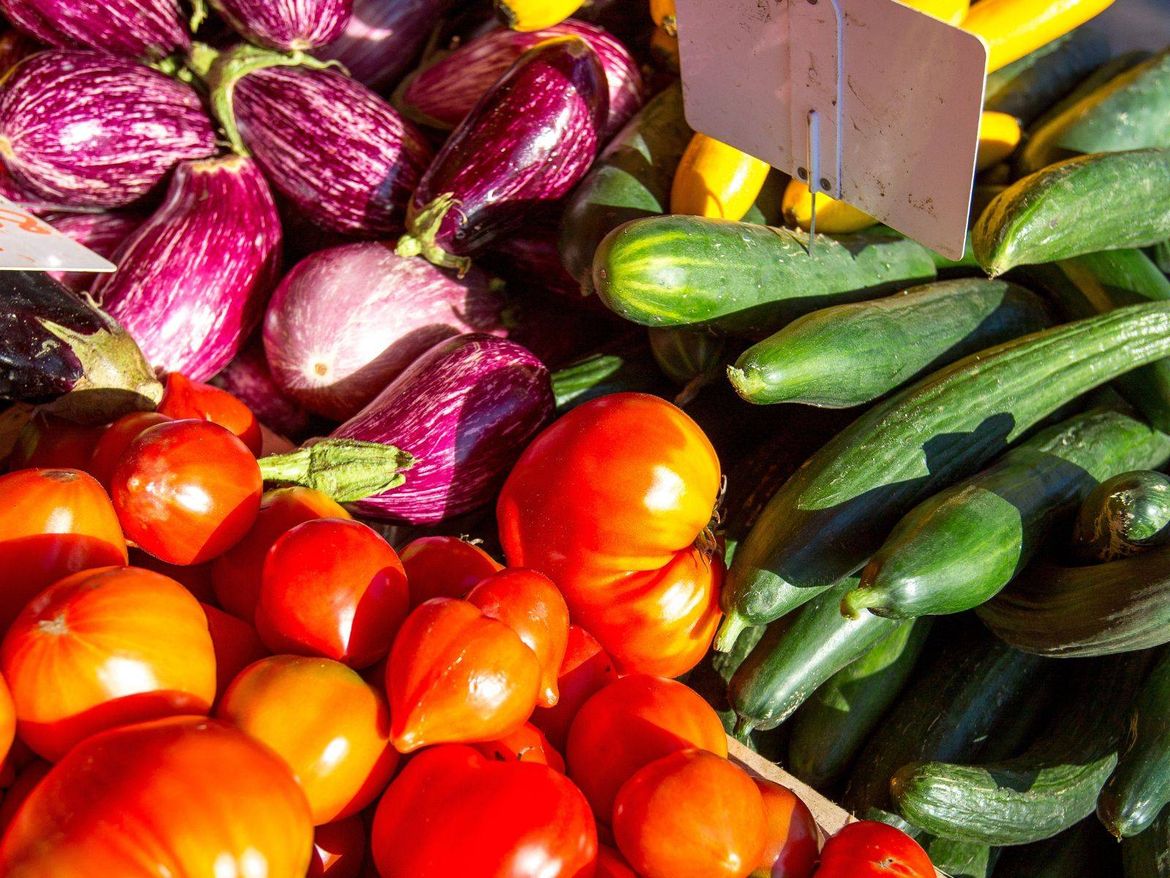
[811,821,935,878]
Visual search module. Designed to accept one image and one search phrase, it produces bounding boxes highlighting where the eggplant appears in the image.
[210,0,353,51]
[212,339,315,440]
[0,51,217,208]
[480,206,594,304]
[400,20,643,140]
[0,28,41,77]
[0,271,162,424]
[0,0,189,58]
[93,155,283,382]
[331,334,553,524]
[395,36,608,272]
[45,212,146,292]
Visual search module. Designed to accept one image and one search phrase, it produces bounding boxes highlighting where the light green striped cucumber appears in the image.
[1027,50,1154,139]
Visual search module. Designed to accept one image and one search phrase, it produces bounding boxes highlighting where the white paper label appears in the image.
[0,195,116,273]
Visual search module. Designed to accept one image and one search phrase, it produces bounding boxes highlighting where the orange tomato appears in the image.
[473,721,566,772]
[87,411,171,489]
[531,624,619,751]
[811,820,935,878]
[399,535,503,607]
[158,371,263,456]
[752,779,819,878]
[0,717,314,877]
[0,759,49,835]
[0,672,13,767]
[200,602,268,700]
[307,816,367,878]
[0,566,216,761]
[217,655,398,824]
[6,413,105,472]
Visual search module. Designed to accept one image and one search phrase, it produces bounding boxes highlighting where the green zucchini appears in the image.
[681,621,766,740]
[727,279,1051,407]
[549,348,664,412]
[891,653,1149,845]
[1075,470,1170,562]
[1027,50,1155,141]
[787,619,932,790]
[995,817,1122,877]
[984,28,1111,126]
[974,148,1170,277]
[559,83,691,294]
[1124,804,1170,877]
[592,216,938,335]
[844,408,1170,620]
[717,301,1170,647]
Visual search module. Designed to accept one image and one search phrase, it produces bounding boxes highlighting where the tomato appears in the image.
[200,602,268,700]
[6,413,105,472]
[812,821,934,878]
[111,420,263,565]
[473,721,566,772]
[371,744,597,878]
[211,487,351,620]
[531,625,619,751]
[0,566,216,761]
[0,672,13,768]
[386,597,541,753]
[0,468,127,632]
[256,518,409,668]
[130,547,217,602]
[0,759,49,834]
[497,393,723,677]
[752,779,819,878]
[597,845,639,878]
[217,655,398,825]
[0,716,313,877]
[613,749,766,878]
[565,673,728,822]
[159,371,264,456]
[308,816,367,878]
[399,535,503,607]
[87,411,171,489]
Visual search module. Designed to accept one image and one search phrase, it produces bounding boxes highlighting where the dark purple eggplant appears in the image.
[480,204,604,305]
[45,212,146,292]
[0,0,188,58]
[331,333,553,524]
[400,20,643,141]
[0,270,162,424]
[395,36,607,273]
[212,339,316,439]
[210,0,353,51]
[0,51,217,208]
[93,155,282,382]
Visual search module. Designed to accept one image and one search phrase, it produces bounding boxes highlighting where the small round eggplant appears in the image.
[210,0,353,51]
[0,0,189,58]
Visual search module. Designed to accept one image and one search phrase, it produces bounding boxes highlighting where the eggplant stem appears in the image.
[257,438,416,503]
[189,0,209,32]
[394,193,472,276]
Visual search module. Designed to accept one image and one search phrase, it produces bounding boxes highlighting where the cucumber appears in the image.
[559,83,692,294]
[995,817,1122,877]
[717,301,1170,646]
[787,619,932,790]
[1155,239,1170,274]
[1027,50,1155,140]
[549,348,665,412]
[592,216,939,335]
[891,653,1149,845]
[728,577,906,734]
[929,233,982,274]
[844,408,1170,620]
[1124,805,1170,878]
[727,279,1051,407]
[974,148,1170,277]
[1075,470,1170,562]
[647,327,726,405]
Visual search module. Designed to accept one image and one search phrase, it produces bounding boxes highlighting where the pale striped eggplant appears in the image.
[93,155,282,381]
[45,212,146,292]
[0,0,188,58]
[331,334,553,524]
[0,51,217,208]
[211,0,353,51]
[212,339,314,439]
[396,37,607,272]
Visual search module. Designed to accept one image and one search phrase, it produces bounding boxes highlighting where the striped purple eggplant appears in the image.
[0,0,188,58]
[396,36,607,272]
[93,155,282,382]
[314,0,452,91]
[210,0,353,51]
[401,20,643,140]
[45,212,146,292]
[213,339,314,439]
[0,51,217,208]
[263,242,507,421]
[331,334,553,524]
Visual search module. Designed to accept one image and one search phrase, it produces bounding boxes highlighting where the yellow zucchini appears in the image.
[977,111,1023,172]
[671,134,771,222]
[782,179,878,235]
[494,0,584,31]
[651,0,677,35]
[901,0,970,26]
[961,0,1117,74]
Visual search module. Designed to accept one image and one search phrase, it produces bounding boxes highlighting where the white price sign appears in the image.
[0,195,116,273]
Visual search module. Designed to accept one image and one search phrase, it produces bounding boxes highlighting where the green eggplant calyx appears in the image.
[395,193,472,276]
[258,439,416,503]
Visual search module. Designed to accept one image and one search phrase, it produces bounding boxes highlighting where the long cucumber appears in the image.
[1123,804,1170,877]
[1074,470,1170,562]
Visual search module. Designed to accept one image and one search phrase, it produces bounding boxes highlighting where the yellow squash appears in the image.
[976,111,1022,172]
[901,0,969,26]
[961,0,1117,73]
[671,134,771,221]
[651,0,677,35]
[495,0,585,31]
[781,179,878,235]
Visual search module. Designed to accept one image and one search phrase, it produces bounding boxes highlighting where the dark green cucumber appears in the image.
[549,348,665,412]
[974,148,1170,277]
[559,83,691,294]
[1027,50,1155,140]
[985,27,1111,126]
[1124,804,1170,877]
[727,279,1051,407]
[995,817,1122,877]
[1075,470,1170,562]
[717,301,1170,647]
[728,576,904,733]
[787,618,932,790]
[891,653,1149,845]
[592,216,938,335]
[845,408,1170,620]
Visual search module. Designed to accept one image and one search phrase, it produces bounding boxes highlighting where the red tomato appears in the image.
[217,655,398,825]
[812,821,934,878]
[0,759,49,835]
[130,547,217,602]
[0,717,313,877]
[211,487,351,620]
[753,779,819,878]
[0,672,13,768]
[256,518,409,668]
[87,411,171,489]
[200,602,268,700]
[371,744,597,878]
[497,393,723,677]
[386,597,541,753]
[0,468,127,632]
[531,625,619,751]
[6,413,105,472]
[110,420,263,565]
[473,721,566,772]
[399,535,503,606]
[467,568,570,708]
[566,673,728,822]
[308,816,367,878]
[159,372,263,456]
[596,845,639,878]
[0,566,217,761]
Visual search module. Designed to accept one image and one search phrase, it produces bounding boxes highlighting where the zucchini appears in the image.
[647,328,726,405]
[787,619,932,790]
[995,817,1122,877]
[973,148,1170,277]
[681,621,765,739]
[727,279,1051,407]
[1075,470,1170,562]
[891,653,1150,845]
[1027,50,1154,139]
[984,27,1111,125]
[559,83,691,294]
[718,301,1170,646]
[592,216,938,335]
[1124,805,1170,878]
[549,348,664,412]
[844,408,1170,620]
